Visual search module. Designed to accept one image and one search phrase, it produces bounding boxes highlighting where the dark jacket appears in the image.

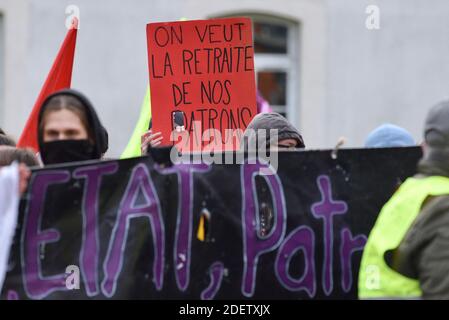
[390,148,449,299]
[243,112,305,150]
[38,89,108,159]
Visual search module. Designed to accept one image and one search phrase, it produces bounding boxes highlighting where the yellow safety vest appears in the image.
[358,176,449,299]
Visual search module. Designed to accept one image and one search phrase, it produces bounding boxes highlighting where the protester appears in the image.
[364,123,416,148]
[359,100,449,299]
[37,89,108,165]
[243,112,305,151]
[0,146,40,167]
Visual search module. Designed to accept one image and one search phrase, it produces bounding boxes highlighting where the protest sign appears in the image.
[2,147,422,299]
[147,17,257,151]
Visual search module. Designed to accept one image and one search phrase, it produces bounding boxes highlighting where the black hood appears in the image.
[417,147,449,178]
[37,89,108,160]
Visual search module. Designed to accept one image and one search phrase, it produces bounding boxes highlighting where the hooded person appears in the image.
[243,112,305,152]
[416,101,449,175]
[37,89,108,165]
[359,100,449,300]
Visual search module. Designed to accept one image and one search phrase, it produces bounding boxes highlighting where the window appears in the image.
[252,16,299,121]
[253,20,288,54]
[214,13,299,122]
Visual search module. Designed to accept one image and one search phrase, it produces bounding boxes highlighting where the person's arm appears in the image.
[417,227,449,299]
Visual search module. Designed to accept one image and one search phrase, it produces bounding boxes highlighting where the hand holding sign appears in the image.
[141,130,163,154]
[146,17,257,152]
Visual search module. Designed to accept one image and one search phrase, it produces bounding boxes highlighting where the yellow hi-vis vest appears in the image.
[358,176,449,299]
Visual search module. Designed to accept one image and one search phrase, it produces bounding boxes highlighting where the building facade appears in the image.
[1,0,448,156]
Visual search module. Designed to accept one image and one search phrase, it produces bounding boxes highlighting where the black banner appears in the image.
[1,147,422,299]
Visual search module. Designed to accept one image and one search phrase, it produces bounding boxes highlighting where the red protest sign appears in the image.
[146,17,257,152]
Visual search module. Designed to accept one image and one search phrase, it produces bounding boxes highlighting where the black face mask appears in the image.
[40,139,96,165]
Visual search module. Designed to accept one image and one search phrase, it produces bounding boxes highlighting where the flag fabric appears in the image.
[0,163,20,292]
[120,86,151,159]
[17,18,78,152]
[256,90,272,113]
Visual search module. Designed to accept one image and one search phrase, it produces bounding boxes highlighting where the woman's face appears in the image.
[42,109,88,142]
[271,138,298,151]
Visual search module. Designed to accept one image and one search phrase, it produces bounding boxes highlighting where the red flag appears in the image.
[17,18,78,152]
